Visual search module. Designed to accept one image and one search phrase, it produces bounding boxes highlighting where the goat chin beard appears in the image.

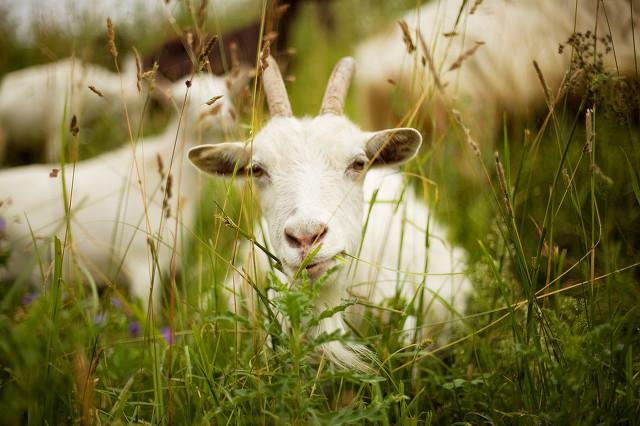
[312,315,377,373]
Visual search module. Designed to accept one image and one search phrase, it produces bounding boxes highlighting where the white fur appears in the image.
[356,0,639,133]
[190,113,471,371]
[0,74,237,309]
[0,57,141,163]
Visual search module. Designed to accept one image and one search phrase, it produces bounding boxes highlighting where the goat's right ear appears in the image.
[364,128,422,167]
[188,142,249,176]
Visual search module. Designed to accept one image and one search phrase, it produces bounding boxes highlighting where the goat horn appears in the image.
[262,55,292,117]
[319,56,355,115]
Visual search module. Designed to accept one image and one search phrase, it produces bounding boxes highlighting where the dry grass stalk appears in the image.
[199,103,223,121]
[533,60,552,108]
[494,152,513,217]
[448,41,485,71]
[206,95,224,106]
[452,109,481,158]
[229,41,240,76]
[163,174,173,218]
[141,69,156,82]
[585,108,594,153]
[73,349,102,426]
[186,0,195,20]
[132,46,143,93]
[197,0,208,30]
[562,167,571,187]
[398,20,416,54]
[106,17,118,59]
[87,85,104,97]
[199,35,218,67]
[591,164,613,185]
[264,31,279,43]
[418,30,444,92]
[70,115,79,136]
[260,40,271,74]
[69,115,80,162]
[553,70,570,105]
[470,0,484,14]
[156,153,165,179]
[277,3,290,17]
[443,31,458,37]
[530,217,557,258]
[185,31,195,55]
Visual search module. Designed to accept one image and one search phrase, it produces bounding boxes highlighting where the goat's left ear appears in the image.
[364,128,422,166]
[188,142,249,176]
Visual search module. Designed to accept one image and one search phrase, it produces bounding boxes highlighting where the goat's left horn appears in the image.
[319,57,355,116]
[262,55,293,117]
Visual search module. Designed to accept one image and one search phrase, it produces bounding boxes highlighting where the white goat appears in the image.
[356,0,639,136]
[189,56,470,370]
[0,73,238,309]
[0,57,140,164]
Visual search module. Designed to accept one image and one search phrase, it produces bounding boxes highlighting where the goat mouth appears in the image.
[304,258,337,279]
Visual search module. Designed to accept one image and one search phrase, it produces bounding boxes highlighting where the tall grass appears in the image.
[0,0,639,424]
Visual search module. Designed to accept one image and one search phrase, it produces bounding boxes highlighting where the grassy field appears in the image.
[0,1,639,424]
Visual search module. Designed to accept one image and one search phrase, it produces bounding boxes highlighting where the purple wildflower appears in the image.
[111,296,123,309]
[129,321,141,337]
[94,312,107,326]
[161,326,174,345]
[0,216,5,233]
[22,292,37,306]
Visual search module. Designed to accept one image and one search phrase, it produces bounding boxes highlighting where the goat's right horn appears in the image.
[319,57,355,116]
[262,55,292,117]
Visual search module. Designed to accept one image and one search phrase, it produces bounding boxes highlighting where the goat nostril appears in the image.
[285,229,301,248]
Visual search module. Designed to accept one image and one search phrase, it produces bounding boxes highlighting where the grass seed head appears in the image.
[452,109,481,158]
[205,95,223,106]
[585,108,594,153]
[88,85,104,97]
[494,152,513,217]
[197,0,208,30]
[156,153,165,179]
[533,60,552,107]
[448,41,485,72]
[470,0,483,14]
[229,41,240,76]
[199,35,218,67]
[132,46,143,92]
[106,17,118,58]
[70,115,79,136]
[398,20,416,54]
[259,40,271,74]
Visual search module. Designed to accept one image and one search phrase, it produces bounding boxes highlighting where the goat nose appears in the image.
[284,222,328,249]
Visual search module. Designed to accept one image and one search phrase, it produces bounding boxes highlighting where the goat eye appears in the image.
[349,158,367,173]
[249,164,266,178]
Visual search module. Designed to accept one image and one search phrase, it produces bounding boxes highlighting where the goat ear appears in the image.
[364,128,422,166]
[188,142,249,176]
